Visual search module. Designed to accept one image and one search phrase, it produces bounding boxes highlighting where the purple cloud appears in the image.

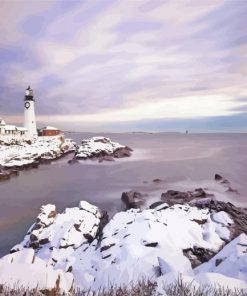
[0,0,247,131]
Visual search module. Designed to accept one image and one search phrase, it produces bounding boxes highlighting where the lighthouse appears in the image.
[24,86,37,137]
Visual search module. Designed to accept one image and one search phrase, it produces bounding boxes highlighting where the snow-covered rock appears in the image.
[0,135,75,168]
[3,199,247,293]
[11,201,108,272]
[71,204,234,290]
[0,248,73,293]
[194,233,247,282]
[75,136,132,161]
[10,202,239,290]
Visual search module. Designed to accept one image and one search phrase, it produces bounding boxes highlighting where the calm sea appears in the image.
[1,132,247,256]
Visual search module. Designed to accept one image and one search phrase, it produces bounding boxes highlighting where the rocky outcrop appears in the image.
[161,188,213,205]
[149,201,169,210]
[191,198,247,239]
[0,169,19,182]
[6,199,247,292]
[0,136,76,180]
[75,137,133,162]
[215,173,239,193]
[12,200,108,251]
[194,233,247,280]
[121,191,146,210]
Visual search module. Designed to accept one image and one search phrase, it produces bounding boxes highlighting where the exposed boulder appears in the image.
[161,188,213,206]
[98,155,114,162]
[0,169,19,182]
[68,157,79,165]
[113,147,132,158]
[215,173,239,194]
[191,198,247,238]
[121,191,146,210]
[11,201,108,270]
[183,247,216,268]
[153,178,164,183]
[194,233,247,281]
[149,201,169,210]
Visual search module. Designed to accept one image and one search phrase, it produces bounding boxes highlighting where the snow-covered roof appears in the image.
[40,126,60,131]
[16,127,28,131]
[4,125,17,131]
[0,119,6,126]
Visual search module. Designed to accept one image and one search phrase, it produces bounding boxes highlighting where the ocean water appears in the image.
[1,132,247,257]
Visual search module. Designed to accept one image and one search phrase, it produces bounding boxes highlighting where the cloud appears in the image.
[0,0,247,131]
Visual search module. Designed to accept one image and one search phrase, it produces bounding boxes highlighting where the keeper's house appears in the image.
[38,126,61,137]
[0,118,28,136]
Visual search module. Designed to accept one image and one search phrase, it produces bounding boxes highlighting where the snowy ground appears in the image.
[0,135,75,168]
[1,199,246,294]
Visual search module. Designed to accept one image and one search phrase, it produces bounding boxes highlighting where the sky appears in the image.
[0,0,247,132]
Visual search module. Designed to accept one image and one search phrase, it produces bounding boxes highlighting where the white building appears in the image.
[0,119,28,136]
[24,86,37,137]
[0,86,39,138]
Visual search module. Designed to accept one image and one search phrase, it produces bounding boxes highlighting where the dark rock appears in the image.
[121,191,146,210]
[145,242,158,247]
[102,254,111,259]
[183,247,216,268]
[113,147,132,158]
[149,201,168,210]
[74,223,81,232]
[0,168,20,182]
[94,138,109,144]
[193,188,207,198]
[161,188,212,206]
[48,210,57,219]
[153,178,163,183]
[0,172,10,181]
[31,161,40,169]
[68,158,78,165]
[29,242,40,249]
[97,210,109,238]
[191,218,208,225]
[215,174,224,181]
[193,199,247,238]
[8,170,19,177]
[215,258,224,266]
[100,243,115,252]
[98,155,114,163]
[215,173,238,193]
[30,233,38,242]
[83,233,94,243]
[39,238,49,245]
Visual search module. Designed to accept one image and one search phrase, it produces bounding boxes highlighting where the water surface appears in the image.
[1,132,247,256]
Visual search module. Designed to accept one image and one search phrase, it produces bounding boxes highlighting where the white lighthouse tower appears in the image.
[24,86,37,137]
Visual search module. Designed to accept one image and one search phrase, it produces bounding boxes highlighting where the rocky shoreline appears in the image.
[0,136,133,182]
[1,136,246,294]
[0,176,246,294]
